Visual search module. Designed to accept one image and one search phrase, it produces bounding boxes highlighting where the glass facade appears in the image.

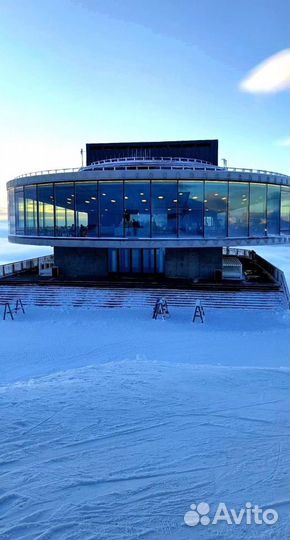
[38,184,54,236]
[55,183,75,237]
[124,181,150,237]
[281,186,290,234]
[267,185,280,236]
[152,182,177,237]
[249,184,267,237]
[204,182,227,238]
[9,180,290,239]
[228,183,249,237]
[24,185,38,235]
[99,181,123,237]
[75,182,98,237]
[178,182,204,237]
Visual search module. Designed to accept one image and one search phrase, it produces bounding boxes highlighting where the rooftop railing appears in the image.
[11,157,289,180]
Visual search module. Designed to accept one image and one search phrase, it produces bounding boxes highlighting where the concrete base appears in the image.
[165,248,223,280]
[54,247,108,278]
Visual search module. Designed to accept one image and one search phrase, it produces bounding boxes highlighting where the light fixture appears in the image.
[124,196,129,200]
[192,196,198,200]
[179,192,183,195]
[222,197,227,200]
[91,196,96,200]
[141,199,147,203]
[168,208,172,211]
[85,200,90,204]
[173,199,177,203]
[111,199,116,203]
[204,199,208,203]
[140,192,144,196]
[158,195,164,200]
[214,193,219,196]
[102,193,106,196]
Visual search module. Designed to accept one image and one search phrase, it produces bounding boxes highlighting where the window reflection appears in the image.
[38,184,55,236]
[228,183,249,237]
[24,185,38,235]
[124,181,150,237]
[75,182,98,237]
[152,182,177,237]
[55,183,75,237]
[15,188,24,234]
[178,182,203,237]
[204,182,227,237]
[249,184,267,237]
[267,185,280,236]
[8,189,16,235]
[281,186,290,234]
[99,182,123,237]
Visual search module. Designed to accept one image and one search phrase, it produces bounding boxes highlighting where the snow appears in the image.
[0,227,289,539]
[0,306,289,540]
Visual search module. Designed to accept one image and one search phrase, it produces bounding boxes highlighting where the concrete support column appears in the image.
[54,247,108,278]
[165,247,223,280]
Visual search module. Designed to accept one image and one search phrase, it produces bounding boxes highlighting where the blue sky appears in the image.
[0,0,289,213]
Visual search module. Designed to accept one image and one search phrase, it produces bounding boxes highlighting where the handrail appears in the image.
[11,163,289,180]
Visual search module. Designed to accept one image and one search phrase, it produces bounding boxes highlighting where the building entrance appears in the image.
[108,248,165,274]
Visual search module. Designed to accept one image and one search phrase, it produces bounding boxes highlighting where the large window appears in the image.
[75,182,98,237]
[15,187,25,234]
[24,185,38,235]
[38,184,55,236]
[99,181,123,237]
[228,183,249,237]
[281,186,290,234]
[204,182,227,237]
[8,189,15,235]
[267,185,280,236]
[124,181,150,237]
[249,184,267,237]
[55,183,75,237]
[152,181,177,237]
[178,182,203,237]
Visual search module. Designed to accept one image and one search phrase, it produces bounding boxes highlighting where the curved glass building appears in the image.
[6,140,290,279]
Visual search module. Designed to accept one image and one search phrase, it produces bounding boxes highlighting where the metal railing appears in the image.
[0,255,53,279]
[12,160,289,180]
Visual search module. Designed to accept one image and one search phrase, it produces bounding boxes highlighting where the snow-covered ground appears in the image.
[0,225,289,539]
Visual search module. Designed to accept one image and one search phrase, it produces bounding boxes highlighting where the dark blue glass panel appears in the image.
[228,183,249,237]
[75,182,98,237]
[38,184,54,236]
[55,183,75,237]
[24,185,38,235]
[178,182,203,237]
[249,184,267,237]
[152,182,177,237]
[100,182,124,237]
[204,182,227,237]
[267,185,280,236]
[124,181,150,237]
[15,187,24,235]
[281,186,290,234]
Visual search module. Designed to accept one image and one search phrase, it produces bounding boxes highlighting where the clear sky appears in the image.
[0,0,289,217]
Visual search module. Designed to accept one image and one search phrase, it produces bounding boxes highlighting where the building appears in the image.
[6,140,290,280]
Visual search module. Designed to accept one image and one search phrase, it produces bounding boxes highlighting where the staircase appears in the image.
[0,284,287,310]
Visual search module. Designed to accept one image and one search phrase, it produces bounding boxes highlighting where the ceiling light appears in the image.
[85,200,90,204]
[102,193,106,196]
[111,199,116,203]
[158,195,164,200]
[173,199,177,203]
[91,196,96,200]
[141,199,147,203]
[124,196,129,200]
